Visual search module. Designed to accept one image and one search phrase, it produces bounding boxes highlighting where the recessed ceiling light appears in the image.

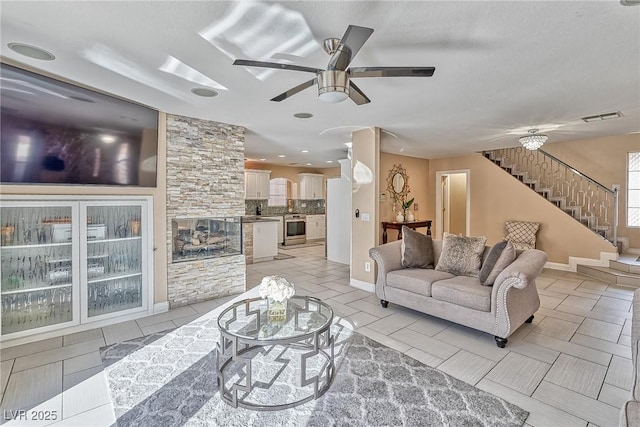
[278,154,286,158]
[259,158,266,161]
[7,43,55,61]
[326,160,333,163]
[101,135,116,144]
[301,149,310,153]
[190,87,219,97]
[621,0,640,5]
[293,112,313,119]
[306,163,312,166]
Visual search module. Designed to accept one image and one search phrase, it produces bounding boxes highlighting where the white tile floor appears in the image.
[0,244,634,426]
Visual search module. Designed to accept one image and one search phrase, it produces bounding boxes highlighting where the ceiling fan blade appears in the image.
[271,78,317,102]
[233,59,322,74]
[348,81,371,105]
[328,25,374,70]
[349,66,436,78]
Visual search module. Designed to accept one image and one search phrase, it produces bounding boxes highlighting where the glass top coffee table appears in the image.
[216,295,335,410]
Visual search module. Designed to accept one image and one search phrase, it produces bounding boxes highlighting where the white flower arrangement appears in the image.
[258,275,295,302]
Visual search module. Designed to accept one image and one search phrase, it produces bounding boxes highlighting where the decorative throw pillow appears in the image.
[401,226,434,268]
[505,221,540,247]
[435,233,487,277]
[479,240,516,286]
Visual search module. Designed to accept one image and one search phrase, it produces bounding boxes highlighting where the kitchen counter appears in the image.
[242,216,281,223]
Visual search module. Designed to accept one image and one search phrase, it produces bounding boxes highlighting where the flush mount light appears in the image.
[301,149,310,153]
[519,129,548,150]
[293,112,313,119]
[8,43,55,61]
[278,154,286,158]
[190,87,219,97]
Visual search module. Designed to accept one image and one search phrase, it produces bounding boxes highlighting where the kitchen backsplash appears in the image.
[245,199,326,215]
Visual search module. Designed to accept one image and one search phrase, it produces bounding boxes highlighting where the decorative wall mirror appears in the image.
[386,164,409,204]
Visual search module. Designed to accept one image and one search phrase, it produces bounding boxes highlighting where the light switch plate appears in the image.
[361,213,370,221]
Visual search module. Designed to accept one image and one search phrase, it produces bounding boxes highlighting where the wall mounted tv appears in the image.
[1,63,159,187]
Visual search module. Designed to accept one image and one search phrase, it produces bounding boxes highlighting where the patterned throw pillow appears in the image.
[401,226,434,269]
[505,221,540,247]
[435,233,487,277]
[478,240,516,286]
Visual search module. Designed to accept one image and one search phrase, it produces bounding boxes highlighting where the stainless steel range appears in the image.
[284,214,306,245]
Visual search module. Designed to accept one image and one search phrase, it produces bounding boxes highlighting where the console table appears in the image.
[382,220,432,244]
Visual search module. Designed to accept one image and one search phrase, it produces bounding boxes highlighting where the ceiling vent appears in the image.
[581,111,624,123]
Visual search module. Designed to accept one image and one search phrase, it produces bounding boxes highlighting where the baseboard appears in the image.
[626,247,640,255]
[154,302,170,314]
[349,278,375,293]
[544,251,618,272]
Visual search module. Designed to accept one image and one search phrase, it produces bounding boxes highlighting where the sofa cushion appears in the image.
[387,269,455,297]
[479,240,516,286]
[401,226,434,269]
[431,276,492,312]
[505,221,539,247]
[435,233,487,277]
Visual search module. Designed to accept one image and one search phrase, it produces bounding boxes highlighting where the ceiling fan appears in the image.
[233,25,436,105]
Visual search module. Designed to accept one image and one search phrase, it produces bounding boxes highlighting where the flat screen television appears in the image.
[1,63,159,186]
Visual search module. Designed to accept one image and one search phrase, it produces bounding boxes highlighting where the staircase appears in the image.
[482,147,619,247]
[577,254,640,287]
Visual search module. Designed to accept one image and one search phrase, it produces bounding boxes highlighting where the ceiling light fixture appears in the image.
[8,43,55,61]
[519,129,548,150]
[318,70,349,103]
[278,154,286,158]
[306,163,312,166]
[301,149,309,153]
[259,158,266,161]
[293,112,313,119]
[326,160,333,163]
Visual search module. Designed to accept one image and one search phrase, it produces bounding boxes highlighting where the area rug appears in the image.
[278,241,324,250]
[100,317,528,427]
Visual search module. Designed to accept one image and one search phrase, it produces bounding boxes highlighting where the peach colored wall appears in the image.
[542,134,640,248]
[449,173,467,235]
[353,128,380,284]
[379,153,430,243]
[243,162,341,199]
[428,154,616,263]
[1,113,169,304]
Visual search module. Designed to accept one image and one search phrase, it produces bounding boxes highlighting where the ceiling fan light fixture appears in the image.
[519,129,548,150]
[318,70,349,103]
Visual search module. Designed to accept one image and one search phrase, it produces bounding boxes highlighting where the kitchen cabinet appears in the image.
[252,221,278,261]
[306,214,326,240]
[245,170,271,199]
[261,216,284,245]
[1,196,153,342]
[298,173,324,200]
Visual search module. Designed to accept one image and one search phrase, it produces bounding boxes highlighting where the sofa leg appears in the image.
[380,299,389,308]
[495,336,508,348]
[525,315,534,324]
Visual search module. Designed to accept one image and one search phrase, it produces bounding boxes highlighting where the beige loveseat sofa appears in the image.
[620,289,640,426]
[369,239,547,347]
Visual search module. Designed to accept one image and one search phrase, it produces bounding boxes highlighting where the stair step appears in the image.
[610,254,640,274]
[576,264,640,287]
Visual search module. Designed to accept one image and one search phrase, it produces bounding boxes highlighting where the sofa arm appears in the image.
[369,241,403,298]
[491,249,547,338]
[494,249,548,290]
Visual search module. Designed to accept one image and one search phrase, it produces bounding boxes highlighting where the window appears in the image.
[629,152,640,227]
[268,178,287,206]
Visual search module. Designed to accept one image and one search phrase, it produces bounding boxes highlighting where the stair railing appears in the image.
[483,146,618,246]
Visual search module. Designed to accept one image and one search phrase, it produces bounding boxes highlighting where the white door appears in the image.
[326,178,351,265]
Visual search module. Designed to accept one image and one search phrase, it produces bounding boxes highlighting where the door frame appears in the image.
[434,169,471,239]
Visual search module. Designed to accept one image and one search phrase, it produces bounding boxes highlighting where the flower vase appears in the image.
[407,211,415,222]
[395,212,405,223]
[267,297,288,321]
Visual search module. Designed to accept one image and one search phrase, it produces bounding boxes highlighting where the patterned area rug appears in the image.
[100,317,528,427]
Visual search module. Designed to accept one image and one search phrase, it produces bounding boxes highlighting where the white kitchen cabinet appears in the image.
[298,173,324,199]
[261,216,284,244]
[252,221,278,261]
[306,214,326,240]
[245,170,271,199]
[1,196,153,342]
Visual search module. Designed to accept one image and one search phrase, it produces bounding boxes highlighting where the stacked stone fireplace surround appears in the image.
[166,114,246,307]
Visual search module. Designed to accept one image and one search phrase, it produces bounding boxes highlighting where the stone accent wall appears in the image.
[243,223,254,264]
[166,114,245,307]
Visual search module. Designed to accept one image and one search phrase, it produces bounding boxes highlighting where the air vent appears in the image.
[581,111,623,123]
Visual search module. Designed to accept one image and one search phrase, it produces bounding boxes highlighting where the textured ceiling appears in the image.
[1,1,639,167]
